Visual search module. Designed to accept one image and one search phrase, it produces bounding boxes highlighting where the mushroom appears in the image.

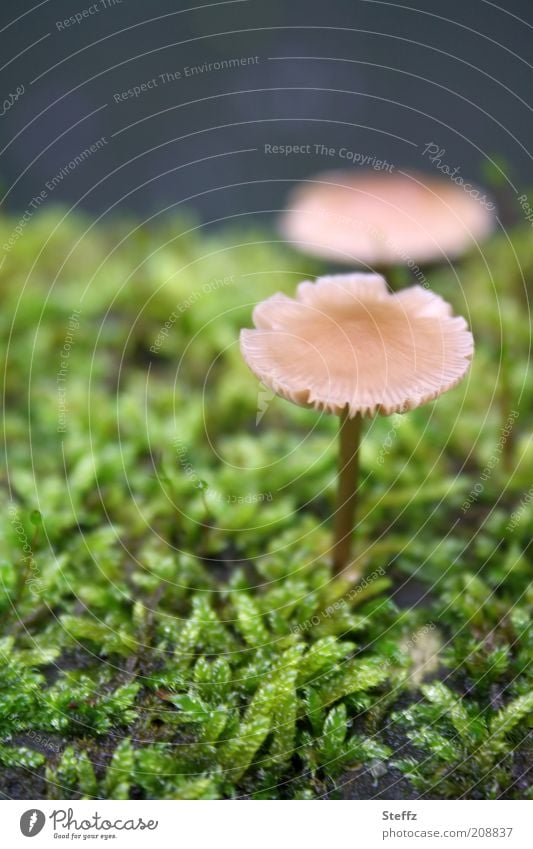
[240,272,473,575]
[280,170,495,273]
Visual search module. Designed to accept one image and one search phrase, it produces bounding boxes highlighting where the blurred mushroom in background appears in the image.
[240,272,474,576]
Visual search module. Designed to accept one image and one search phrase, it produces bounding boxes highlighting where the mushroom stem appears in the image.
[375,264,402,290]
[332,409,362,575]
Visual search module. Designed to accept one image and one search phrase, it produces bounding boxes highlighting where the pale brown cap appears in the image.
[240,273,473,417]
[280,170,495,266]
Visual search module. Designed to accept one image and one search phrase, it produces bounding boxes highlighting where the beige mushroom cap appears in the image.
[281,170,496,266]
[240,273,474,417]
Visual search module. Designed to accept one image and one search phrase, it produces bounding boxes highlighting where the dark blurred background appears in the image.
[0,0,531,226]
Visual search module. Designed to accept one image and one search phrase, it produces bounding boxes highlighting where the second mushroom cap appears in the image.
[280,170,495,266]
